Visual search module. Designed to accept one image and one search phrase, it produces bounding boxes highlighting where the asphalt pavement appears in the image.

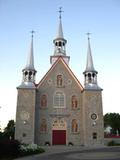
[15,146,120,160]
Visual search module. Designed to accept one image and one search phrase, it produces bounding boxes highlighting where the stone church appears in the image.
[15,12,104,146]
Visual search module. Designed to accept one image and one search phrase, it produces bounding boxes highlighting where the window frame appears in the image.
[53,91,65,108]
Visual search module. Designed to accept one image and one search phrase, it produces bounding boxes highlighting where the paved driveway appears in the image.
[16,146,120,160]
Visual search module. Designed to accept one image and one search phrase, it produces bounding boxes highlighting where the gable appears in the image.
[37,57,84,91]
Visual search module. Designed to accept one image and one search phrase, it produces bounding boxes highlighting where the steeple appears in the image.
[85,33,95,72]
[19,31,37,88]
[50,7,70,65]
[25,31,35,70]
[83,33,101,90]
[56,9,64,39]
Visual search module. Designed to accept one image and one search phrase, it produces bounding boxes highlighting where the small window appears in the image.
[22,133,26,137]
[41,95,47,107]
[72,119,78,133]
[71,95,78,109]
[54,92,65,107]
[93,132,97,139]
[40,119,47,132]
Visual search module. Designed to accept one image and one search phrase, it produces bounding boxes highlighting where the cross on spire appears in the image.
[58,7,64,19]
[30,30,35,38]
[86,32,91,40]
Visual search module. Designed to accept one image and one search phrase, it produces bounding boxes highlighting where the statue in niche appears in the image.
[72,119,78,133]
[57,75,62,86]
[41,95,47,107]
[72,95,78,109]
[40,119,47,132]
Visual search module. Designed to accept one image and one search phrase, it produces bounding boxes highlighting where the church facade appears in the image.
[15,13,104,146]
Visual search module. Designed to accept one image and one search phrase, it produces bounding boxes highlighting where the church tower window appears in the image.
[54,92,65,107]
[71,95,78,109]
[41,95,47,107]
[40,119,47,132]
[72,119,78,133]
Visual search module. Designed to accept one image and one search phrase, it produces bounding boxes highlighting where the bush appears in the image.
[107,140,120,146]
[0,139,20,158]
[20,143,45,156]
[0,140,44,159]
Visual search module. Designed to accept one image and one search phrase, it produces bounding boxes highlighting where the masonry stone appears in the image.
[15,14,104,146]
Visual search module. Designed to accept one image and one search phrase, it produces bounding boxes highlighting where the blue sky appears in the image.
[0,0,120,129]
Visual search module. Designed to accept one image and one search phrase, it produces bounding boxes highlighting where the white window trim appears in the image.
[53,91,66,108]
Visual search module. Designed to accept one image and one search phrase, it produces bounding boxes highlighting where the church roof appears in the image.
[37,57,84,91]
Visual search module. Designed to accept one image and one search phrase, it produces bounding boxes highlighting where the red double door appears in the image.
[52,130,66,145]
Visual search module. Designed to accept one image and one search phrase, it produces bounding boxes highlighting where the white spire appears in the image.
[85,34,95,72]
[56,7,64,39]
[50,7,70,65]
[56,17,64,39]
[83,33,102,90]
[19,31,37,88]
[25,31,35,70]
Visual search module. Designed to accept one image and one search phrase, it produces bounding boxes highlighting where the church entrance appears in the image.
[52,118,66,145]
[52,130,66,145]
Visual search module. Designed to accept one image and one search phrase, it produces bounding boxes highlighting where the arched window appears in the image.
[40,119,47,132]
[54,92,65,107]
[58,41,62,46]
[88,73,91,82]
[72,119,78,133]
[41,95,47,107]
[71,95,78,109]
[57,75,62,87]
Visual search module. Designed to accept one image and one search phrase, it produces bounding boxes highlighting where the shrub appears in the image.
[0,140,44,159]
[0,139,20,158]
[20,143,45,156]
[107,140,120,146]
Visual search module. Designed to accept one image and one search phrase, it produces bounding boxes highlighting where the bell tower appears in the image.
[20,31,37,88]
[83,33,100,90]
[82,34,104,146]
[50,7,70,65]
[15,32,36,144]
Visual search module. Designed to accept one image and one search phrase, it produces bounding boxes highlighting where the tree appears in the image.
[104,113,120,135]
[3,120,15,140]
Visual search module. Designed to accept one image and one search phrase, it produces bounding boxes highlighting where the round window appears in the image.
[91,113,97,120]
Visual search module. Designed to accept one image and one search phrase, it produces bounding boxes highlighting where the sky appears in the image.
[0,0,120,129]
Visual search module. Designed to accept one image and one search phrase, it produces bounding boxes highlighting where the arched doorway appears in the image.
[52,118,67,145]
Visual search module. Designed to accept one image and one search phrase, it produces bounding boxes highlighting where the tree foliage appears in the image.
[3,120,15,140]
[104,113,120,135]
